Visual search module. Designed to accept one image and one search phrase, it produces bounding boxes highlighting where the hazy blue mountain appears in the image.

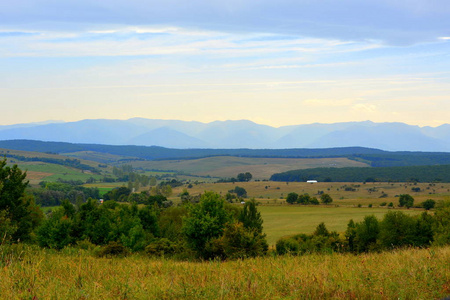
[127,127,208,148]
[273,122,364,148]
[0,119,148,145]
[196,120,280,148]
[0,118,448,151]
[0,120,64,131]
[307,122,448,151]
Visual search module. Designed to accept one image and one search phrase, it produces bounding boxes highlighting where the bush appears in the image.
[399,194,414,209]
[354,215,380,253]
[378,211,415,249]
[209,222,268,260]
[75,239,96,251]
[320,194,333,204]
[145,238,177,256]
[276,238,300,255]
[310,197,319,205]
[422,199,436,210]
[97,241,129,257]
[286,192,298,204]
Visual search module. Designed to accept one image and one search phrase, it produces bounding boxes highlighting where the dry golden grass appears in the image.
[1,245,449,299]
[132,156,368,179]
[173,181,450,206]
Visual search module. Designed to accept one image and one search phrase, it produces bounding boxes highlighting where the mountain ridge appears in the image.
[0,119,448,152]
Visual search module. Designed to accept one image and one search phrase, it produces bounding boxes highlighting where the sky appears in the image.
[1,0,450,127]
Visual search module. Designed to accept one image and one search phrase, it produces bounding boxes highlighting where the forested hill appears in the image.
[270,165,450,183]
[0,140,385,160]
[0,140,450,167]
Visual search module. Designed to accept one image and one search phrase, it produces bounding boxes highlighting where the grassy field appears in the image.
[258,206,422,245]
[172,181,450,206]
[1,244,448,299]
[2,148,111,185]
[19,163,104,184]
[130,156,368,179]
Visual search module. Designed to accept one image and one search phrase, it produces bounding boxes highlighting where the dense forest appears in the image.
[2,140,450,167]
[270,164,450,182]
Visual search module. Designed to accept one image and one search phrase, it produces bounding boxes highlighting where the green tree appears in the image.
[286,192,298,204]
[354,215,380,253]
[399,194,414,209]
[149,177,157,187]
[432,200,450,246]
[313,222,330,237]
[210,222,268,259]
[182,192,232,259]
[320,193,333,205]
[422,199,436,210]
[378,211,415,249]
[229,186,247,198]
[298,193,311,204]
[414,212,434,246]
[238,199,264,234]
[345,219,357,252]
[37,208,73,249]
[237,172,252,182]
[0,159,43,241]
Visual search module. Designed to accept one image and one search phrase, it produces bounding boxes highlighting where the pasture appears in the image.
[258,206,421,245]
[172,181,450,206]
[129,156,368,179]
[19,163,103,183]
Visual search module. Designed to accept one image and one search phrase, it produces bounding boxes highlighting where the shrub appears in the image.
[145,238,177,256]
[399,194,414,209]
[422,199,436,210]
[354,215,380,253]
[378,211,415,249]
[209,222,268,260]
[286,192,298,204]
[75,239,96,251]
[310,197,320,205]
[97,241,129,257]
[276,238,299,255]
[320,194,333,204]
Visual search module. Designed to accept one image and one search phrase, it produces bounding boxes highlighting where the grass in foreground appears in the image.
[0,245,449,299]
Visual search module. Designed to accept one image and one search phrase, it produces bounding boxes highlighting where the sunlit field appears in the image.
[1,244,449,299]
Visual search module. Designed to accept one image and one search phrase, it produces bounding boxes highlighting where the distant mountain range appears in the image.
[0,118,449,152]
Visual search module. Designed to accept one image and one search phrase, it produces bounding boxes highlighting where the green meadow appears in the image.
[258,206,422,245]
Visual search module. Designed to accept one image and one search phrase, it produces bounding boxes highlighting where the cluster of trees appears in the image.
[397,194,436,210]
[286,192,332,205]
[217,172,253,183]
[1,161,267,260]
[276,205,450,255]
[271,165,450,183]
[36,193,267,260]
[29,181,100,207]
[103,187,171,207]
[111,165,157,189]
[237,172,253,182]
[227,186,248,199]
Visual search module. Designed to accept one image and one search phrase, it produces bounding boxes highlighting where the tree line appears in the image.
[1,159,267,260]
[271,164,450,183]
[276,204,450,255]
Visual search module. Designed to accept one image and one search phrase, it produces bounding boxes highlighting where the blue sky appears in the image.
[1,0,449,127]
